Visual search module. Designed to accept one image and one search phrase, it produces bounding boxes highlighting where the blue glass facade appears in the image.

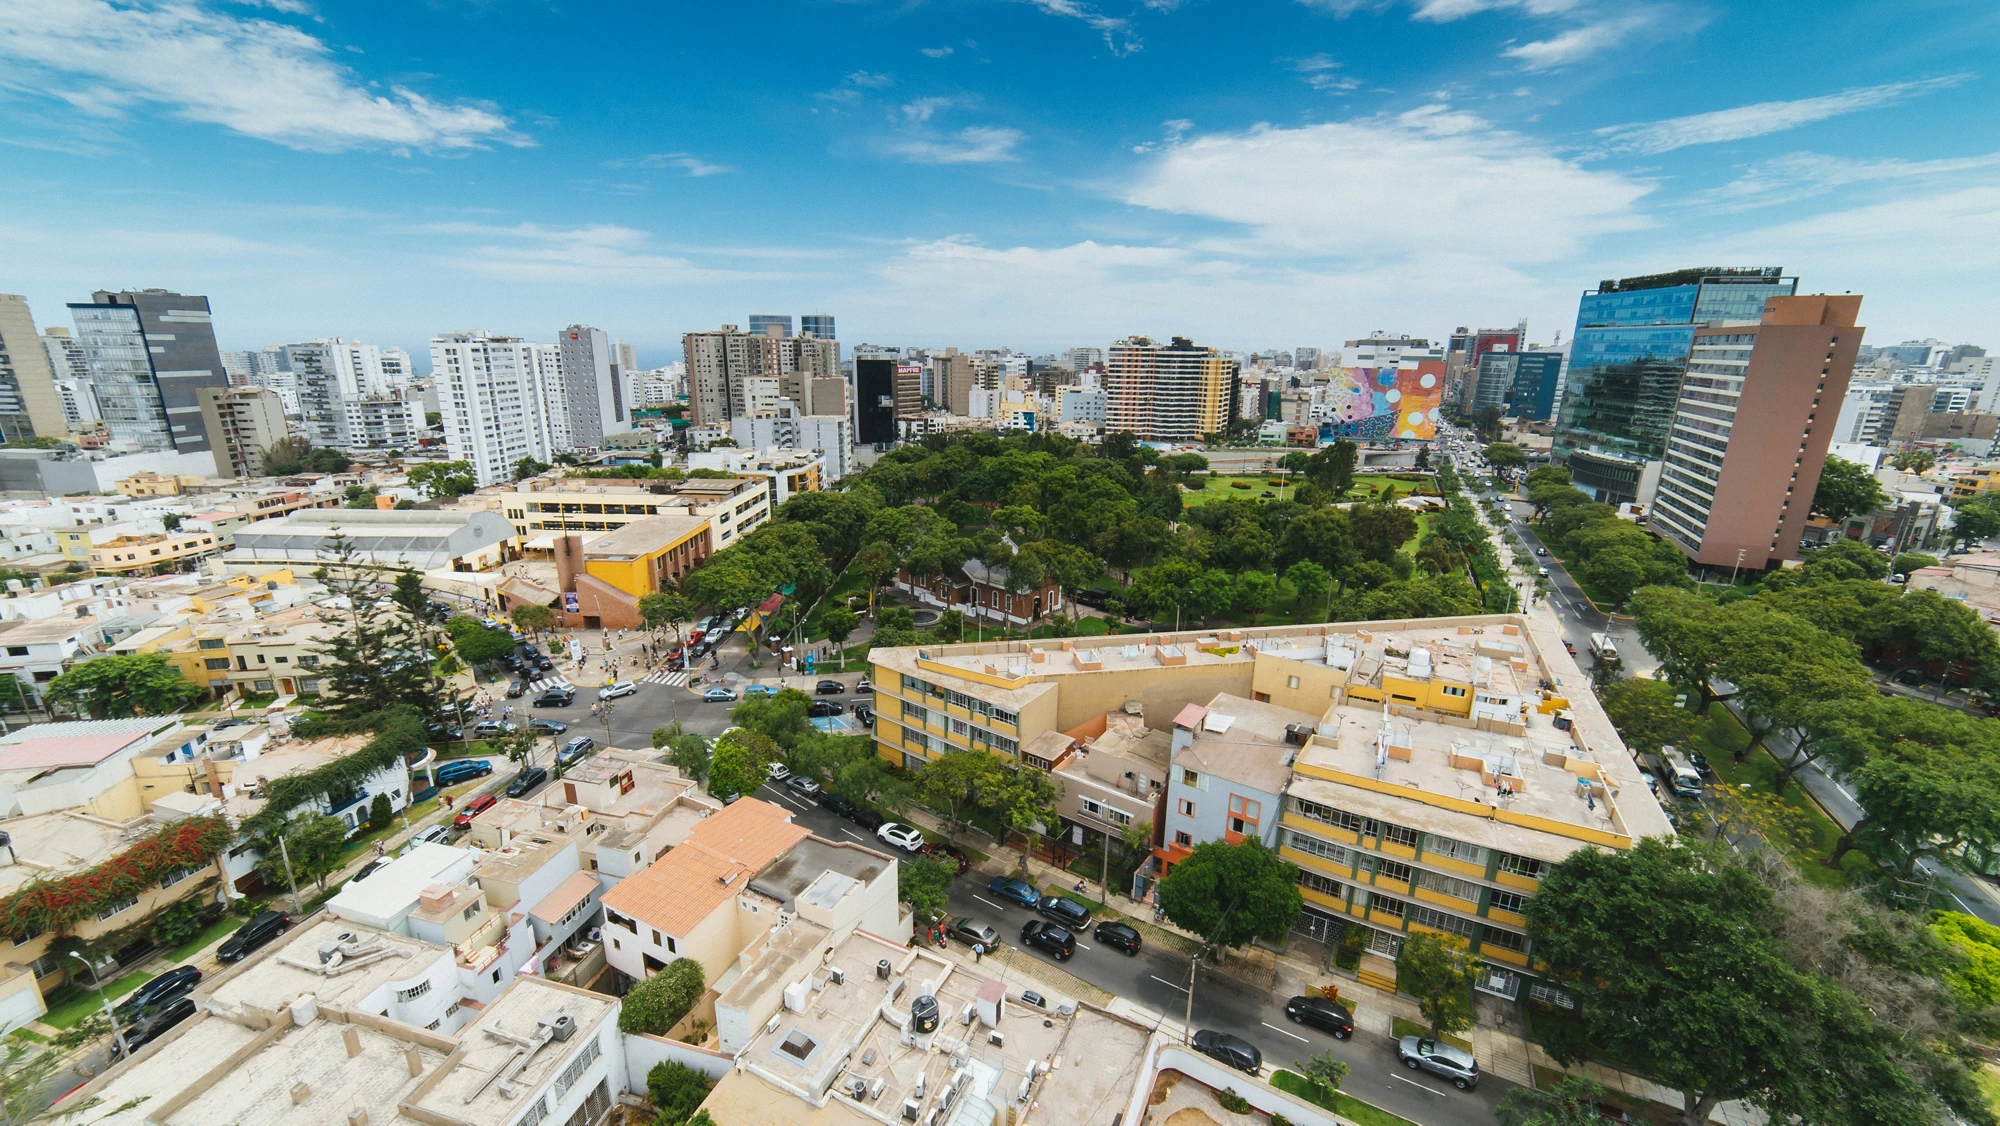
[1507,352,1564,422]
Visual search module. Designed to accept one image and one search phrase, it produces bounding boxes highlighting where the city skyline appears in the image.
[1,2,1994,360]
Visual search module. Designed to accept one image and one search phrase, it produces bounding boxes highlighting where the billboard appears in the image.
[1324,361,1444,441]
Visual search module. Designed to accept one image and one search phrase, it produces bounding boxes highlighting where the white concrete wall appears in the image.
[623,1031,733,1083]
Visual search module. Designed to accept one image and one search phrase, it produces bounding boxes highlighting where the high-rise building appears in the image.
[1648,295,1863,569]
[933,349,977,415]
[42,328,88,383]
[1294,346,1322,372]
[1470,351,1565,422]
[684,326,838,428]
[197,386,288,477]
[555,324,631,449]
[615,340,638,374]
[0,296,65,442]
[854,358,898,446]
[1061,346,1104,372]
[286,338,400,448]
[67,289,231,457]
[894,363,924,416]
[748,314,793,339]
[1555,267,1798,506]
[683,325,756,428]
[800,313,835,341]
[431,332,549,487]
[1104,336,1237,442]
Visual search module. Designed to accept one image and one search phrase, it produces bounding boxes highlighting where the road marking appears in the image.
[1150,975,1189,991]
[1261,1021,1309,1043]
[973,895,1009,911]
[1392,1074,1451,1097]
[840,828,865,841]
[1072,941,1091,951]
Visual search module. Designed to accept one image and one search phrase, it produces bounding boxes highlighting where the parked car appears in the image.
[1037,895,1091,929]
[505,681,527,698]
[876,822,925,851]
[529,718,569,736]
[599,680,637,700]
[1686,749,1716,779]
[1284,995,1354,1039]
[786,775,822,797]
[815,680,846,695]
[471,720,517,738]
[950,918,1000,948]
[1094,920,1142,955]
[1192,1029,1262,1074]
[1397,1036,1479,1089]
[816,792,857,817]
[557,736,595,766]
[702,687,737,703]
[403,824,450,853]
[425,722,464,743]
[506,766,549,797]
[530,654,554,671]
[114,966,202,1023]
[1535,547,1548,556]
[808,700,845,718]
[453,793,498,829]
[112,996,197,1058]
[351,857,389,882]
[743,684,777,697]
[767,760,792,782]
[986,876,1040,908]
[1019,920,1074,961]
[854,676,873,693]
[433,759,492,786]
[854,704,875,726]
[920,842,970,874]
[217,909,290,963]
[534,686,576,708]
[850,808,885,832]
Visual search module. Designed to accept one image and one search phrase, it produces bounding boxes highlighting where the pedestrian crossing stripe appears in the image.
[526,676,573,692]
[641,670,690,687]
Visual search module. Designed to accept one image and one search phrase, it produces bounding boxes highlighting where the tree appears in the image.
[368,791,393,831]
[1348,505,1418,564]
[1394,931,1480,1038]
[618,956,707,1035]
[391,569,429,618]
[1307,440,1357,498]
[1190,568,1235,619]
[1472,405,1503,442]
[1495,1075,1610,1126]
[259,812,350,893]
[1949,492,2000,552]
[1598,677,1694,756]
[311,530,440,718]
[510,603,554,636]
[707,729,779,800]
[1890,552,1939,578]
[658,727,711,783]
[913,751,1004,832]
[730,688,813,750]
[447,615,516,667]
[638,591,691,638]
[0,1014,114,1125]
[513,455,549,481]
[1234,570,1277,622]
[1630,586,1738,714]
[1485,442,1526,470]
[1892,448,1937,474]
[1156,839,1301,950]
[1293,1048,1349,1099]
[161,512,184,532]
[984,762,1061,871]
[646,1060,714,1126]
[1282,560,1331,618]
[899,856,954,925]
[405,460,478,499]
[47,652,206,718]
[820,605,858,651]
[259,435,313,476]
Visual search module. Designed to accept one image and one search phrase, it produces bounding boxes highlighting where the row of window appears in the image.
[1287,798,1547,879]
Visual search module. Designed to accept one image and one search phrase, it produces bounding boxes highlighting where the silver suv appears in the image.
[1397,1035,1479,1089]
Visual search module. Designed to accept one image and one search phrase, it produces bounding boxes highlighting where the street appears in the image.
[755,778,1518,1126]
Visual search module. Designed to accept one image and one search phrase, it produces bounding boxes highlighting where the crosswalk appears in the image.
[640,669,690,687]
[524,675,574,693]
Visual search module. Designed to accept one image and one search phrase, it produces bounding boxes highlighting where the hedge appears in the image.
[242,707,426,836]
[0,814,233,939]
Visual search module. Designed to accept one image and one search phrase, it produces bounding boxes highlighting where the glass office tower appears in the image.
[1553,267,1796,505]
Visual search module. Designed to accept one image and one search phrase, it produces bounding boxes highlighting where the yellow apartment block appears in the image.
[868,614,1672,1004]
[87,531,223,574]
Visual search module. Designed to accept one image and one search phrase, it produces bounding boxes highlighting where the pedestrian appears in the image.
[973,943,984,963]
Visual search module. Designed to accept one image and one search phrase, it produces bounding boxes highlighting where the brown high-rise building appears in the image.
[1104,335,1237,442]
[1649,294,1864,570]
[933,348,976,415]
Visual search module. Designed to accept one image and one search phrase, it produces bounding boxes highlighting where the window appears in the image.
[463,902,480,921]
[1365,893,1406,920]
[29,954,60,979]
[1106,808,1132,826]
[1176,799,1195,816]
[1080,798,1102,816]
[1287,675,1300,689]
[1481,925,1529,953]
[666,935,678,954]
[1423,834,1486,866]
[1291,798,1367,834]
[96,895,138,921]
[1286,831,1351,866]
[204,658,230,671]
[1497,853,1548,880]
[4,647,23,657]
[1528,982,1574,1009]
[1416,870,1483,902]
[1173,830,1193,847]
[1383,823,1420,849]
[1407,905,1475,937]
[1376,859,1413,885]
[1297,869,1344,899]
[159,864,198,888]
[904,703,929,726]
[1488,889,1526,915]
[991,707,1018,726]
[397,979,432,1001]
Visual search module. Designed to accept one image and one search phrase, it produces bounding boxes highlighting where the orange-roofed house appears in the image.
[598,797,904,990]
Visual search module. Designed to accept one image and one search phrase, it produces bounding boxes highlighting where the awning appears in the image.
[528,870,601,927]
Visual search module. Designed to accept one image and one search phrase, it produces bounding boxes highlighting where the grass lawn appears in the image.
[8,1027,46,1043]
[1390,1016,1473,1053]
[1974,1065,2000,1121]
[1685,709,1876,889]
[1181,473,1435,508]
[165,912,248,962]
[339,795,445,858]
[1271,1069,1418,1126]
[42,970,155,1030]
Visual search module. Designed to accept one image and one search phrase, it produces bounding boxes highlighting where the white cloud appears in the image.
[416,222,775,286]
[1122,108,1652,261]
[231,0,315,13]
[885,126,1024,164]
[1691,150,2000,210]
[1019,0,1141,54]
[1596,76,1973,155]
[1409,0,1582,21]
[631,152,733,177]
[1291,53,1362,92]
[1501,10,1658,70]
[901,97,961,124]
[920,46,954,58]
[0,0,522,151]
[846,70,895,89]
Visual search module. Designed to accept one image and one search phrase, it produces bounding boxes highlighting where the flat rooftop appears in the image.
[407,977,616,1123]
[206,915,453,1015]
[0,810,165,897]
[1171,693,1318,796]
[581,514,709,558]
[748,835,891,907]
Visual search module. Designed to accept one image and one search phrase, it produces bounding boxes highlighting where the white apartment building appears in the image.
[553,323,634,450]
[432,331,551,487]
[729,403,854,480]
[286,338,399,448]
[341,391,424,451]
[1341,332,1444,368]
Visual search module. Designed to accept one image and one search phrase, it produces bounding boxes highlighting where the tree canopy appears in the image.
[47,652,205,718]
[1811,456,1890,523]
[1157,839,1301,949]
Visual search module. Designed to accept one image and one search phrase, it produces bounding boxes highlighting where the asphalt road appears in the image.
[754,781,1516,1126]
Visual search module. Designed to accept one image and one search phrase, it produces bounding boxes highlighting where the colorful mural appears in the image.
[1323,361,1445,441]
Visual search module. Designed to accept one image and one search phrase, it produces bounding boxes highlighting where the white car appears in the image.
[766,761,792,783]
[598,680,637,700]
[854,676,874,693]
[876,822,925,852]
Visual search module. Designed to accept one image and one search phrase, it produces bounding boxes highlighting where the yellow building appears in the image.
[1950,467,2000,500]
[114,471,207,497]
[867,615,1671,1006]
[580,515,712,599]
[87,530,222,574]
[1103,334,1235,442]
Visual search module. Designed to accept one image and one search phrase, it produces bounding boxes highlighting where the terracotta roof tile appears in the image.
[599,798,808,937]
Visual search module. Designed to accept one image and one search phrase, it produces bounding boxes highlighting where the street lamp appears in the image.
[68,952,128,1058]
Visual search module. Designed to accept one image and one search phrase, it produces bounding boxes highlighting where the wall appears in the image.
[1120,1045,1343,1126]
[624,1031,734,1081]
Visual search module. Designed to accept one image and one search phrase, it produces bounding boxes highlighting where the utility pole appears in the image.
[276,833,304,915]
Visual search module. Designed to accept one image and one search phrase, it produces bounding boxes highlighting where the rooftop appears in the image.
[748,835,891,908]
[580,514,710,559]
[407,978,617,1123]
[601,797,808,935]
[0,810,166,898]
[1171,693,1317,796]
[326,843,475,923]
[206,915,454,1014]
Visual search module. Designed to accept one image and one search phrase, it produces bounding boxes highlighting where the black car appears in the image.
[529,718,568,736]
[816,792,858,818]
[506,766,549,797]
[112,996,197,1059]
[532,655,554,671]
[1094,920,1142,955]
[1192,1029,1262,1074]
[114,965,202,1023]
[854,704,874,726]
[217,909,290,963]
[1020,920,1074,961]
[850,808,886,832]
[808,700,845,718]
[1686,749,1716,779]
[505,681,527,698]
[534,687,575,708]
[426,723,464,743]
[497,653,520,671]
[1284,995,1354,1039]
[815,680,846,695]
[1037,895,1091,929]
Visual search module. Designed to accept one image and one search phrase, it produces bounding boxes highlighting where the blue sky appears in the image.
[2,0,1996,366]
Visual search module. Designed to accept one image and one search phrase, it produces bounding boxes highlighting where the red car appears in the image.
[453,794,497,829]
[921,842,970,875]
